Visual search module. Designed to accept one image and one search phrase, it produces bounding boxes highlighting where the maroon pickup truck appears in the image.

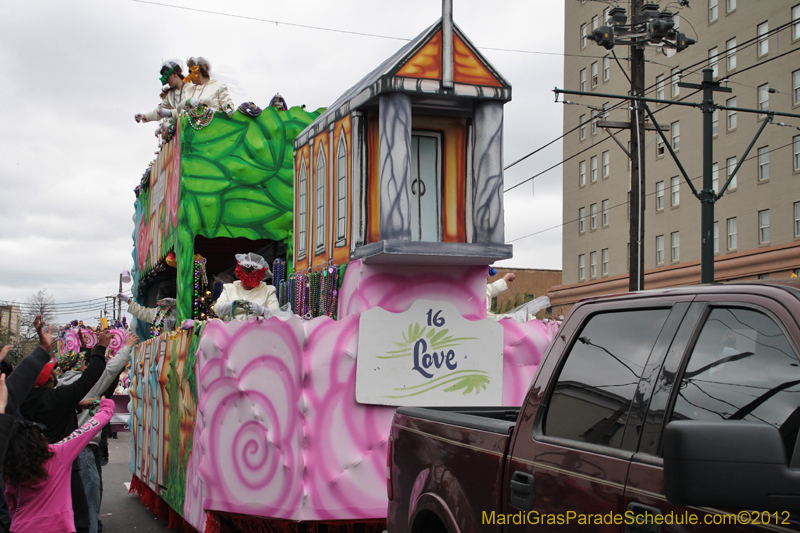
[387,281,800,532]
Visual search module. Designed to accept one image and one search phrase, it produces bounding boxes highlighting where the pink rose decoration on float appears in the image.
[58,328,128,359]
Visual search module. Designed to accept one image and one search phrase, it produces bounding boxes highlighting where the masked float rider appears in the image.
[118,282,177,335]
[213,253,280,320]
[133,60,190,123]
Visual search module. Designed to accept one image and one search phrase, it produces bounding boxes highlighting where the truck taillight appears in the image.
[387,436,393,500]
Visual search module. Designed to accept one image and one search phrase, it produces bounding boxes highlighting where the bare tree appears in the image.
[21,289,57,340]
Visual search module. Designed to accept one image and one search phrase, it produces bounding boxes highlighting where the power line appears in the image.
[502,20,798,193]
[505,137,612,193]
[506,138,798,244]
[131,0,608,59]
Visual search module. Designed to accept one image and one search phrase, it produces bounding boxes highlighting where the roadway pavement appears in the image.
[100,433,172,532]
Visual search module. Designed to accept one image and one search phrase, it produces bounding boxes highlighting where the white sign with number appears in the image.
[356,300,504,407]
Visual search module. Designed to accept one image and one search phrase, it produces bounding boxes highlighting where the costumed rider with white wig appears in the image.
[213,253,280,320]
[182,56,235,117]
[118,282,177,334]
[134,59,190,123]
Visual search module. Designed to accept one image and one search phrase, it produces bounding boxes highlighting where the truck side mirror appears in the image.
[663,420,800,513]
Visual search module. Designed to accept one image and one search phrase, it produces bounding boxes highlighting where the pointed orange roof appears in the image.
[395,28,504,88]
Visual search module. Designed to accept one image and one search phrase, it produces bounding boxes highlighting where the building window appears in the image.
[336,130,348,244]
[671,121,680,150]
[793,70,800,105]
[581,23,587,48]
[601,248,609,276]
[602,151,610,178]
[579,160,586,186]
[580,68,587,92]
[578,254,585,280]
[727,217,737,250]
[590,203,598,230]
[579,207,586,233]
[315,146,327,253]
[758,83,770,117]
[757,22,769,56]
[714,221,719,254]
[712,109,719,135]
[727,156,738,189]
[709,47,719,78]
[671,176,680,206]
[759,209,770,244]
[671,231,680,262]
[579,114,586,140]
[727,97,737,129]
[794,135,800,171]
[592,15,599,30]
[794,201,800,237]
[590,155,598,182]
[712,162,719,192]
[727,0,736,12]
[657,134,665,156]
[709,0,718,21]
[794,4,800,40]
[758,146,769,181]
[602,199,609,226]
[591,110,598,135]
[656,75,665,100]
[591,62,598,87]
[603,56,610,81]
[726,38,737,71]
[671,69,681,97]
[297,159,308,259]
[656,181,665,210]
[656,235,665,264]
[590,251,597,278]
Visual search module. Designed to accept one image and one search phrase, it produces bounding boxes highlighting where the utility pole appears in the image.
[680,69,731,283]
[585,3,693,291]
[563,9,799,287]
[629,0,645,292]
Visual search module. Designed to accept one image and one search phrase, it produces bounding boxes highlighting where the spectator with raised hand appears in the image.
[20,329,110,533]
[3,398,114,533]
[58,332,139,533]
[0,315,61,531]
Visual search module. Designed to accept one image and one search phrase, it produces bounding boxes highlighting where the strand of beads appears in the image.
[318,270,327,317]
[193,255,213,320]
[186,104,214,130]
[151,307,171,337]
[230,299,251,321]
[326,265,339,319]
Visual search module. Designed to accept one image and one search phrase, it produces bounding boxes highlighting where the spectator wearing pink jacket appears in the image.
[3,399,114,533]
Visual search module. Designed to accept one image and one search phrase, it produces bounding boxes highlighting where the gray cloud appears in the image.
[0,0,566,321]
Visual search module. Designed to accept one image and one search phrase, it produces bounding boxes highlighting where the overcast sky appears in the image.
[0,0,565,324]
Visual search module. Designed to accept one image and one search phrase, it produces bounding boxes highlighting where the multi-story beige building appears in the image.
[0,304,21,339]
[550,0,800,314]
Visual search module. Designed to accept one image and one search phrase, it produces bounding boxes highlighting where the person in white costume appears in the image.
[487,270,515,315]
[118,283,177,334]
[486,268,550,322]
[213,253,280,320]
[134,59,191,123]
[181,56,235,117]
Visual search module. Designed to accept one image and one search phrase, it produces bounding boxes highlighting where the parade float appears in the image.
[127,11,559,533]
